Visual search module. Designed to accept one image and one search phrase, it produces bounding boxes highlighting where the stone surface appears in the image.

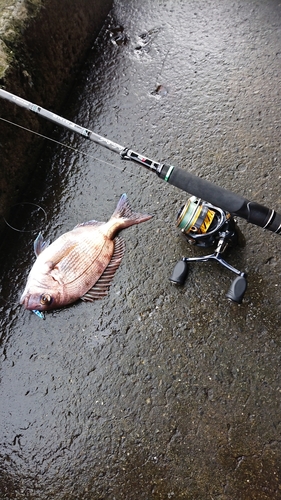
[1,1,281,499]
[0,0,113,229]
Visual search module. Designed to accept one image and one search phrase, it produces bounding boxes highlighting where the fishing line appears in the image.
[0,115,131,175]
[3,202,47,233]
[1,115,154,235]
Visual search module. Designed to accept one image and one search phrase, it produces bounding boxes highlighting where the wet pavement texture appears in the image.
[1,0,281,498]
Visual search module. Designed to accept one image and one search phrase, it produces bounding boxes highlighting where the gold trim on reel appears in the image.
[176,196,216,235]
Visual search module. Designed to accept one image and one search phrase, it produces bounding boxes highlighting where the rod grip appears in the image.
[158,164,281,234]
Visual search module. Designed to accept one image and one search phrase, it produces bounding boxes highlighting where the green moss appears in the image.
[0,0,42,79]
[24,0,42,15]
[0,41,10,79]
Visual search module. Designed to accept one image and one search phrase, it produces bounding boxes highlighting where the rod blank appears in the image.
[1,88,281,235]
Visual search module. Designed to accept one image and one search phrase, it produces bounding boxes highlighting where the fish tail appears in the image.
[112,194,153,227]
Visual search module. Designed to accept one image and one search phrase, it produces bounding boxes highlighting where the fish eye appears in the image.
[40,294,53,306]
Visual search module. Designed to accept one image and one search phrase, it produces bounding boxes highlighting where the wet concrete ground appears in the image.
[1,0,281,498]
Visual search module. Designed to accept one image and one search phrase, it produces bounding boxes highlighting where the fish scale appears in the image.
[53,232,110,282]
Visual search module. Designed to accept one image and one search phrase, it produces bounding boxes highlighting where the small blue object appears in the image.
[32,309,45,319]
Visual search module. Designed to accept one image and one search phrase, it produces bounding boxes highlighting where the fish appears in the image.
[20,194,152,312]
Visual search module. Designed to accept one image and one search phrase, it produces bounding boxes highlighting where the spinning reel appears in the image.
[170,197,247,303]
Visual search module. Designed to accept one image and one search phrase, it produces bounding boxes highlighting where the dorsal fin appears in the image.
[34,232,50,257]
[81,236,126,302]
[74,220,104,229]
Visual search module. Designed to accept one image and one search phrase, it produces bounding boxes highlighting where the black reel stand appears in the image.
[169,199,247,304]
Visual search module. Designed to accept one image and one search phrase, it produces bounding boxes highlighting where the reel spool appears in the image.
[177,196,216,237]
[170,197,247,303]
[176,196,233,247]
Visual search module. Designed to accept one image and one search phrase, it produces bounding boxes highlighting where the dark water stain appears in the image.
[108,24,128,46]
[151,84,168,97]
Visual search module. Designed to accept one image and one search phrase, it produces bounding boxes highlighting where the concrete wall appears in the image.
[0,0,113,227]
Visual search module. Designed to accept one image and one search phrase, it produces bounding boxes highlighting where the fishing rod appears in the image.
[1,88,280,234]
[0,88,280,302]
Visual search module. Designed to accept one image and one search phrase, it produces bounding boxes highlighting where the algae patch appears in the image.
[0,0,42,79]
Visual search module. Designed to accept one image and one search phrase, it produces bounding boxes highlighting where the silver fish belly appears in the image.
[20,194,152,312]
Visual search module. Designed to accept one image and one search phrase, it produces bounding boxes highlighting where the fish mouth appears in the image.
[20,292,28,308]
[20,292,42,311]
[20,293,32,310]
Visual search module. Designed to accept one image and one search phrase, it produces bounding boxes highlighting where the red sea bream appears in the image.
[20,194,152,312]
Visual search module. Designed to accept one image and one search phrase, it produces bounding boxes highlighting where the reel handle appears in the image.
[158,164,281,234]
[226,275,248,304]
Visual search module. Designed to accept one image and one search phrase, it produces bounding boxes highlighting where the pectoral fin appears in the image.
[81,236,126,302]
